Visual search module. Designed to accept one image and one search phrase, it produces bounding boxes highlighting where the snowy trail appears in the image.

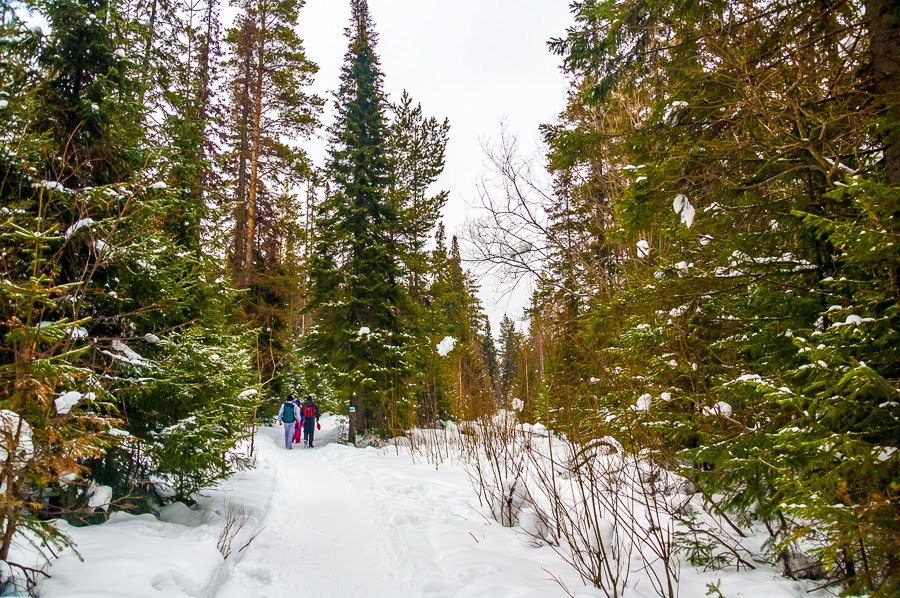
[214,424,403,598]
[33,416,824,598]
[36,416,588,598]
[214,420,587,598]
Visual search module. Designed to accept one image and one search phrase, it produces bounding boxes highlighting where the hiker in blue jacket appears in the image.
[277,394,301,450]
[301,394,320,448]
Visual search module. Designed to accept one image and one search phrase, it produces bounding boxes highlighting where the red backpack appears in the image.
[303,404,315,419]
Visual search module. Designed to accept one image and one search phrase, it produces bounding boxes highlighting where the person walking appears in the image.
[301,394,320,448]
[277,394,301,450]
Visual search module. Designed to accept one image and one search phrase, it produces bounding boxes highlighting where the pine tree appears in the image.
[224,0,320,393]
[226,0,319,289]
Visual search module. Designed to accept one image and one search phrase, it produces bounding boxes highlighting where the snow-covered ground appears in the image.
[29,415,827,597]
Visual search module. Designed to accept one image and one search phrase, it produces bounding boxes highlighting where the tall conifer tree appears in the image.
[306,0,407,441]
[225,0,320,392]
[526,0,900,592]
[498,314,521,403]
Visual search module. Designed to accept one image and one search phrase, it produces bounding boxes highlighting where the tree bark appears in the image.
[867,0,900,184]
[245,6,266,290]
[349,389,360,445]
[231,22,253,287]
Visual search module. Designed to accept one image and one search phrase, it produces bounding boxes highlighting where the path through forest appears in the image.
[214,424,402,597]
[212,418,581,598]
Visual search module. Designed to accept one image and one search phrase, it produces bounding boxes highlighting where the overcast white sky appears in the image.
[296,0,572,330]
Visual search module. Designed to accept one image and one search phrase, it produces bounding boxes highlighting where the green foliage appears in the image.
[142,325,259,500]
[0,0,263,578]
[305,0,410,436]
[223,0,321,394]
[386,90,450,300]
[509,0,900,594]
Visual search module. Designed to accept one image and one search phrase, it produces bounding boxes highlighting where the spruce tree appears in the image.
[498,314,521,404]
[535,0,899,592]
[153,0,224,252]
[384,92,450,428]
[427,235,497,418]
[306,0,407,441]
[386,90,450,302]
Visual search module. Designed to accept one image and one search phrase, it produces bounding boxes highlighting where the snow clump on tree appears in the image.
[702,401,733,418]
[634,393,653,411]
[673,194,695,228]
[55,390,86,414]
[636,239,650,258]
[436,336,456,356]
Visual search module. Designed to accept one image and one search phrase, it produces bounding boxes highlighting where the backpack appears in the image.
[282,402,296,423]
[303,404,315,419]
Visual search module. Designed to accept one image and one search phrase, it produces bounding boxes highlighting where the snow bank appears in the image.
[39,513,226,597]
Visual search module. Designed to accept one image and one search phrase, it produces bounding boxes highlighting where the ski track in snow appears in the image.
[215,425,402,598]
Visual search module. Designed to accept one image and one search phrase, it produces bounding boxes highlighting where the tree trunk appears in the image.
[350,389,361,445]
[137,0,158,106]
[867,0,900,184]
[232,23,253,287]
[245,8,266,290]
[0,505,16,561]
[198,0,217,126]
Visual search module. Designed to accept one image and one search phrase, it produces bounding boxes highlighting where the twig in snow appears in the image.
[239,525,266,553]
[543,568,575,598]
